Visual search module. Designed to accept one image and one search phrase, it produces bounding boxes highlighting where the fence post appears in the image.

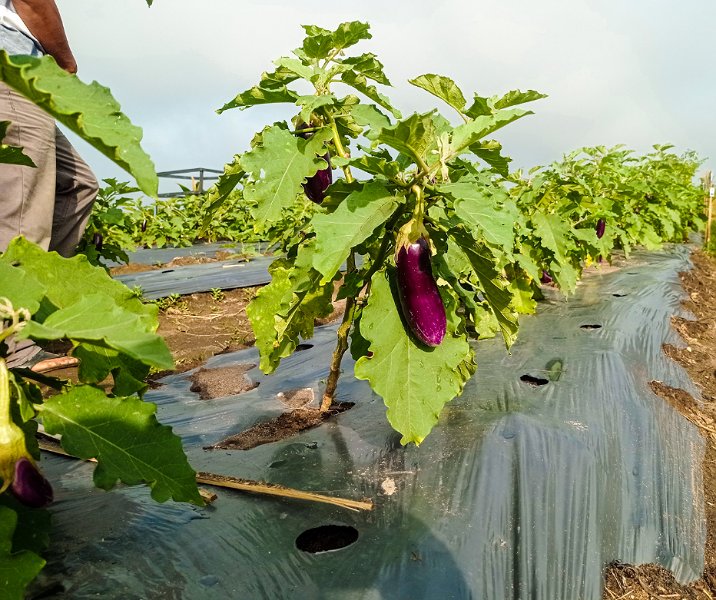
[705,171,714,249]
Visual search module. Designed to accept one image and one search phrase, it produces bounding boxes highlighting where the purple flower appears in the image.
[10,457,53,508]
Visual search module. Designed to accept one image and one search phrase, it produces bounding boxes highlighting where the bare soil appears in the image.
[602,250,716,599]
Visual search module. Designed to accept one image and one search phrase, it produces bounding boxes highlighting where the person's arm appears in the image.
[12,0,77,73]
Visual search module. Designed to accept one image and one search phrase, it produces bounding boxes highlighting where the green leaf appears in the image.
[0,53,157,196]
[331,154,400,179]
[217,84,299,113]
[0,262,46,316]
[41,386,203,505]
[341,53,390,85]
[200,155,245,231]
[73,342,150,397]
[437,181,518,254]
[531,212,572,265]
[21,294,173,370]
[451,108,532,154]
[340,70,401,119]
[348,103,391,139]
[247,244,334,374]
[409,74,467,116]
[376,112,437,165]
[301,21,372,59]
[295,94,336,124]
[241,125,333,227]
[464,93,492,118]
[0,121,35,167]
[0,494,51,556]
[274,57,314,81]
[354,270,475,445]
[312,182,400,282]
[0,237,159,328]
[470,141,512,177]
[492,89,547,109]
[446,229,519,347]
[0,506,45,600]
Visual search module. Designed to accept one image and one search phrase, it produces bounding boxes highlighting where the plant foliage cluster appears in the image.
[202,21,704,447]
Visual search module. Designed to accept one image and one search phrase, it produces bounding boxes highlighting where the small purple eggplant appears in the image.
[10,458,53,508]
[93,232,103,251]
[141,219,148,233]
[596,218,606,239]
[395,238,446,347]
[303,154,332,203]
[540,270,553,284]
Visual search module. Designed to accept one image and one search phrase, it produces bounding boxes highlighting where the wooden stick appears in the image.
[195,471,373,512]
[37,435,373,512]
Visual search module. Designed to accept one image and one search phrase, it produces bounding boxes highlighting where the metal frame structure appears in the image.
[156,167,223,198]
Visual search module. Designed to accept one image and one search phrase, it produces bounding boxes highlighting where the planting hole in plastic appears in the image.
[295,343,314,351]
[296,525,359,554]
[520,374,550,387]
[580,324,603,330]
[613,293,628,297]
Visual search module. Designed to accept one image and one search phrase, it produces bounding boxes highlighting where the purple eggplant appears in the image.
[395,238,446,347]
[596,218,606,239]
[303,154,332,203]
[10,458,53,508]
[540,270,553,284]
[93,232,103,251]
[141,219,148,233]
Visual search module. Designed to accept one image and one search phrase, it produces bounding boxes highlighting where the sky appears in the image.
[58,0,716,195]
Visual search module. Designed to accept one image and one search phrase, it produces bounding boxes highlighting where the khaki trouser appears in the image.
[0,80,99,366]
[0,80,99,256]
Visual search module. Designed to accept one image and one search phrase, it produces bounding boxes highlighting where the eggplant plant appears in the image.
[208,21,547,444]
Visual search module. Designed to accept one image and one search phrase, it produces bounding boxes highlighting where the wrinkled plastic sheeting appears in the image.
[114,255,276,299]
[33,246,705,599]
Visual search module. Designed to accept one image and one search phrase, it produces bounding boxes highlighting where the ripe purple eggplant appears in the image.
[10,458,53,508]
[141,219,148,233]
[596,218,606,239]
[395,238,446,347]
[93,232,103,251]
[303,154,332,203]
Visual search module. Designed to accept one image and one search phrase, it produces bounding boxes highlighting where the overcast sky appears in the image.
[58,0,715,195]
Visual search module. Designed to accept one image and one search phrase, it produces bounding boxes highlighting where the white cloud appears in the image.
[57,0,715,187]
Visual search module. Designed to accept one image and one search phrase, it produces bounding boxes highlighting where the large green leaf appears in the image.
[451,108,532,154]
[0,506,45,600]
[0,121,35,167]
[446,230,519,348]
[354,271,475,445]
[0,237,158,327]
[247,244,334,374]
[200,155,245,231]
[0,262,46,316]
[41,386,203,505]
[0,53,157,196]
[438,181,518,254]
[340,70,401,119]
[312,182,400,283]
[21,294,173,370]
[376,112,437,165]
[341,53,390,85]
[409,74,467,116]
[241,125,333,227]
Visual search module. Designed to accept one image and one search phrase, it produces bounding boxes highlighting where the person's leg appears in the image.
[0,81,57,252]
[49,127,99,257]
[0,82,58,367]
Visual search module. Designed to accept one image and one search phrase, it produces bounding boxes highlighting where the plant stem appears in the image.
[329,116,354,183]
[320,290,357,413]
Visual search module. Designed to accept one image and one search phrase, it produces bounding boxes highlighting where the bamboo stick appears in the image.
[37,435,373,512]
